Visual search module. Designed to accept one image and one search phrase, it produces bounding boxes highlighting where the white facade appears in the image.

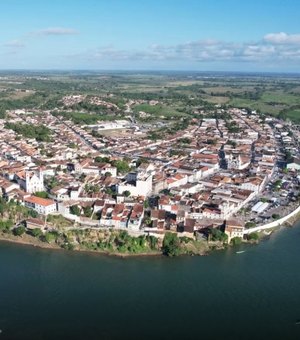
[17,170,44,194]
[24,197,57,215]
[117,172,153,197]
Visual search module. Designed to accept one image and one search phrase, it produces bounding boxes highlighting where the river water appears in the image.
[0,224,300,340]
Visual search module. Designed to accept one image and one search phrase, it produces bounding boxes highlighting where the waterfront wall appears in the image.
[244,204,300,235]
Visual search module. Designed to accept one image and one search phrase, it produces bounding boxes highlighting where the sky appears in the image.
[0,0,300,72]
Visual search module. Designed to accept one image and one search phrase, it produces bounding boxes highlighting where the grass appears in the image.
[285,109,300,123]
[260,91,300,105]
[47,214,74,229]
[133,103,187,120]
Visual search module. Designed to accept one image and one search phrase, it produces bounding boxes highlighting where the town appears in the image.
[0,81,300,255]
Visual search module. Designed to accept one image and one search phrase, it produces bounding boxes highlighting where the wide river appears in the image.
[1,224,300,340]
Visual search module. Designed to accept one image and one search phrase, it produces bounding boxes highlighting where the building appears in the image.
[117,171,152,197]
[24,196,57,215]
[15,169,44,193]
[225,220,245,242]
[287,157,300,171]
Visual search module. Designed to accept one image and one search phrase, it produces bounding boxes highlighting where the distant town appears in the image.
[0,73,300,255]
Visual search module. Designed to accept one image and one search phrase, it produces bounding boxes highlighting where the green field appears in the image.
[1,71,300,123]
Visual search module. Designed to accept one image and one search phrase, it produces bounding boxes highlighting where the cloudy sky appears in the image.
[0,0,300,72]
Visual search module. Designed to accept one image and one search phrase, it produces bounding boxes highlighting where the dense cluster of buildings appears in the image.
[0,102,299,242]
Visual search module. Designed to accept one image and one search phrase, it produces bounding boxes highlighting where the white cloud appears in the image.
[31,27,79,36]
[264,32,300,44]
[4,40,25,48]
[76,33,300,65]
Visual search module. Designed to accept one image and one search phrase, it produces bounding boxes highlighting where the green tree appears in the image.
[83,206,93,217]
[13,226,26,236]
[31,228,43,238]
[162,232,181,256]
[111,160,130,174]
[70,205,81,216]
[34,191,49,199]
[208,227,228,242]
[248,232,259,241]
[231,237,242,245]
[123,190,131,197]
[28,209,38,218]
[245,221,256,228]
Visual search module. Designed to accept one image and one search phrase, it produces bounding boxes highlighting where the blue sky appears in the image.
[0,0,300,71]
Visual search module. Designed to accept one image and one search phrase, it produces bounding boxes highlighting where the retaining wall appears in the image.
[244,205,300,235]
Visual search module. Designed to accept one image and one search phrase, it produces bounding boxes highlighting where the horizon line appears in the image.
[0,69,300,75]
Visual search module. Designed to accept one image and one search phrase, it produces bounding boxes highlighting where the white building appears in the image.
[15,169,44,193]
[117,171,152,197]
[24,196,57,215]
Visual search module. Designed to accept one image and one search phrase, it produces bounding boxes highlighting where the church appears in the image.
[15,169,44,194]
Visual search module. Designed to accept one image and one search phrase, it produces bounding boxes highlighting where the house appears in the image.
[224,220,244,243]
[0,178,20,197]
[287,157,300,171]
[74,159,117,177]
[127,204,144,231]
[150,209,166,229]
[24,196,57,215]
[25,217,45,230]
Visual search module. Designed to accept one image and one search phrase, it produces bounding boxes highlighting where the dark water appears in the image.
[1,225,300,340]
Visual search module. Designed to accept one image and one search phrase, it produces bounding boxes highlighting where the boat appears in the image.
[236,251,245,254]
[295,319,300,325]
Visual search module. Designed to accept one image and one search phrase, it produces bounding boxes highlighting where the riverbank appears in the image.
[1,211,298,258]
[244,204,300,235]
[0,229,211,258]
[0,232,164,258]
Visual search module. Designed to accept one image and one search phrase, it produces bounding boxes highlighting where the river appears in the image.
[0,224,300,340]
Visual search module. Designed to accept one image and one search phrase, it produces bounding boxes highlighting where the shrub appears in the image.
[231,237,242,246]
[13,226,26,236]
[248,232,259,241]
[162,232,181,256]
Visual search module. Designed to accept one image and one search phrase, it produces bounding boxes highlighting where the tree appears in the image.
[42,231,58,243]
[31,228,43,238]
[231,237,242,245]
[208,227,228,242]
[95,156,110,163]
[245,221,256,228]
[34,191,49,199]
[13,226,26,236]
[111,160,130,174]
[123,190,131,197]
[28,209,38,218]
[162,232,181,256]
[143,199,150,209]
[83,206,93,218]
[147,235,158,250]
[70,205,81,216]
[272,214,280,220]
[248,232,259,241]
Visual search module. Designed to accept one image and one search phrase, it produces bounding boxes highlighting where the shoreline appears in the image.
[1,213,299,258]
[0,233,163,258]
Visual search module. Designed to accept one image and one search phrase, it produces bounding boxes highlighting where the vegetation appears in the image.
[52,111,116,125]
[245,221,256,229]
[208,227,228,243]
[5,122,52,141]
[162,232,181,256]
[231,237,242,246]
[247,232,259,241]
[34,191,49,199]
[70,205,81,216]
[13,226,26,236]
